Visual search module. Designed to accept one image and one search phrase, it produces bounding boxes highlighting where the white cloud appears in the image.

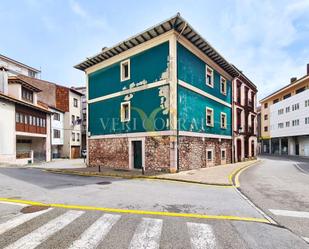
[218,0,309,101]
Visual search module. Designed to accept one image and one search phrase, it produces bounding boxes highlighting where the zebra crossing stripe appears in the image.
[4,210,84,249]
[129,218,163,249]
[68,214,121,249]
[187,222,216,249]
[0,208,51,236]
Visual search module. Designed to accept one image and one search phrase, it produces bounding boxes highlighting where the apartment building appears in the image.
[260,64,309,156]
[232,67,258,162]
[0,70,51,164]
[73,86,87,151]
[75,14,256,171]
[0,54,40,78]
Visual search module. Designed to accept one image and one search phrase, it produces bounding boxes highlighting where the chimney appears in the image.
[0,67,8,95]
[307,63,309,75]
[290,77,297,84]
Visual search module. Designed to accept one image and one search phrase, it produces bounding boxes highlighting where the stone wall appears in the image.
[178,136,232,171]
[88,137,129,169]
[145,136,170,171]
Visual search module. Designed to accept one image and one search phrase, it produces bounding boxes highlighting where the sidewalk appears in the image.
[27,158,86,169]
[45,160,260,186]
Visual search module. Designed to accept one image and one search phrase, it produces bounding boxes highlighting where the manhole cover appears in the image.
[21,205,49,214]
[96,181,111,185]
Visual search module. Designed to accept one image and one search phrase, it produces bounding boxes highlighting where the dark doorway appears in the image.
[132,141,142,169]
[237,139,242,162]
[296,144,299,156]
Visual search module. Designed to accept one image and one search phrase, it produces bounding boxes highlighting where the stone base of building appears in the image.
[88,135,232,172]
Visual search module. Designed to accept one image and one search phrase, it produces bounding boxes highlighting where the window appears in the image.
[286,106,290,113]
[278,109,284,115]
[77,133,80,142]
[72,115,75,125]
[221,149,226,160]
[120,102,131,122]
[42,119,46,127]
[264,114,268,121]
[29,116,32,125]
[273,99,279,104]
[54,113,60,121]
[220,76,227,95]
[278,123,284,129]
[20,114,24,123]
[73,98,78,108]
[72,132,75,141]
[28,70,36,77]
[206,149,213,162]
[264,103,268,109]
[305,100,309,107]
[292,119,300,126]
[264,126,268,132]
[296,87,305,94]
[120,59,130,81]
[21,87,33,103]
[206,108,214,127]
[53,129,60,138]
[206,65,214,87]
[283,93,291,99]
[24,115,28,124]
[220,112,227,129]
[292,103,299,111]
[305,117,309,124]
[286,121,290,127]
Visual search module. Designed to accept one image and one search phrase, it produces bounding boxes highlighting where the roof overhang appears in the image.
[74,13,239,78]
[8,76,42,92]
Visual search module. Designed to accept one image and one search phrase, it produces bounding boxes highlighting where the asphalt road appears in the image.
[240,155,309,244]
[0,165,308,248]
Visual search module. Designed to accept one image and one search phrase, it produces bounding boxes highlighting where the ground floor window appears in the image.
[206,149,214,162]
[221,149,226,160]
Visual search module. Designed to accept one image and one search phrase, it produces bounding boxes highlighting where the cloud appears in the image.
[69,0,107,29]
[217,0,309,100]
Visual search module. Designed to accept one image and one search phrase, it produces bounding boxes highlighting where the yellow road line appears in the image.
[0,197,270,224]
[228,160,260,187]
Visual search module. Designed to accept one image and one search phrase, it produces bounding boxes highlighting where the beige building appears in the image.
[260,64,309,156]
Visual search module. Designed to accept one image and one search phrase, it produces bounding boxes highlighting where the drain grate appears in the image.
[21,205,49,214]
[96,181,111,185]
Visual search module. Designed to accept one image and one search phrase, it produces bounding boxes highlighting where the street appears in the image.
[0,157,308,248]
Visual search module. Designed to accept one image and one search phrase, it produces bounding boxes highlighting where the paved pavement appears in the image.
[0,164,308,248]
[240,155,309,244]
[26,159,86,169]
[0,204,307,249]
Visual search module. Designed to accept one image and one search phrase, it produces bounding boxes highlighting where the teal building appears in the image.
[75,14,241,172]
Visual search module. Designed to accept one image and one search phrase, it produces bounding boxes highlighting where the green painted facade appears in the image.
[88,41,169,100]
[88,42,170,135]
[177,42,232,136]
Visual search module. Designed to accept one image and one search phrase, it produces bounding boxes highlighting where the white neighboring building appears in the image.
[0,54,40,78]
[50,107,64,158]
[270,89,309,156]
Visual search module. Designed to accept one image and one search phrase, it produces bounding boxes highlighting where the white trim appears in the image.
[179,80,232,108]
[179,131,232,139]
[128,137,145,170]
[120,101,131,122]
[220,112,227,129]
[120,59,130,82]
[220,76,227,95]
[206,107,214,127]
[85,31,175,75]
[88,80,167,104]
[205,65,214,88]
[89,130,176,139]
[15,131,47,138]
[221,148,227,165]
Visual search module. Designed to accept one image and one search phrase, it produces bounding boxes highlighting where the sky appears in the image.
[0,0,308,100]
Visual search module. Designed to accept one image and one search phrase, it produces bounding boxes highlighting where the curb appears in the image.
[44,169,233,187]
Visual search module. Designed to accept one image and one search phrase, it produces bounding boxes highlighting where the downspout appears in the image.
[175,21,187,172]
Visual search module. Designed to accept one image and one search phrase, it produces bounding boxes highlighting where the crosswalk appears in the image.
[0,208,219,249]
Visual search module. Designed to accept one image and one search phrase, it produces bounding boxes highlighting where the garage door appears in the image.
[71,146,80,158]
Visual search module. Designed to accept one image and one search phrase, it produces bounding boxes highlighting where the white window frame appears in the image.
[206,65,214,88]
[121,101,131,122]
[220,76,227,95]
[206,107,214,127]
[120,59,130,82]
[221,148,226,161]
[206,149,214,162]
[220,112,227,129]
